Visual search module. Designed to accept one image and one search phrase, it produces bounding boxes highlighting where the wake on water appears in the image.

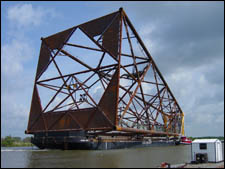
[1,147,47,152]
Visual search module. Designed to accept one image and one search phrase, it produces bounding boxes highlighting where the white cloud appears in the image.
[1,94,29,118]
[139,22,162,57]
[93,85,102,94]
[1,39,33,77]
[140,23,156,36]
[164,62,224,136]
[141,82,153,94]
[7,4,56,28]
[1,3,58,137]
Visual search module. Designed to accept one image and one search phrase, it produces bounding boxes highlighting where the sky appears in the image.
[1,1,224,138]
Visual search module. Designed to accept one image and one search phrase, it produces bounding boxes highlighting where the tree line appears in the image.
[1,136,33,147]
[188,136,224,141]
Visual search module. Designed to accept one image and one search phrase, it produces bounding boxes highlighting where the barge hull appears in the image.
[31,131,176,150]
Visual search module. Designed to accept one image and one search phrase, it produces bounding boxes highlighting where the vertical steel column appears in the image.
[115,8,123,126]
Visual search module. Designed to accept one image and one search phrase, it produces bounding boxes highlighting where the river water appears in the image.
[1,143,224,168]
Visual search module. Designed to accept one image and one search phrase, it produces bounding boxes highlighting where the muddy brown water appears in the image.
[1,143,224,168]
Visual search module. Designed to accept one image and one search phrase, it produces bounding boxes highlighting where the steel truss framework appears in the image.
[26,8,184,137]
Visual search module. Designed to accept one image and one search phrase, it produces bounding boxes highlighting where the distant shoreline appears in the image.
[1,135,224,147]
[1,136,33,147]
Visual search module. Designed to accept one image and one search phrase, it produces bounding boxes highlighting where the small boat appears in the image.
[159,162,187,168]
[180,136,192,145]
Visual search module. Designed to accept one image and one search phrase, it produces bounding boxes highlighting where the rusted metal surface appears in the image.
[27,85,43,131]
[102,13,120,59]
[98,69,119,125]
[26,8,184,138]
[80,11,118,37]
[36,42,51,79]
[44,27,76,50]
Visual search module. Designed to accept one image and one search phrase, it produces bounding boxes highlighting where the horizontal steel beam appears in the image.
[116,126,180,136]
[25,127,113,134]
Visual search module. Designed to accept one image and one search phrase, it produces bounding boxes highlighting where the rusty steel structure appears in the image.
[26,8,184,140]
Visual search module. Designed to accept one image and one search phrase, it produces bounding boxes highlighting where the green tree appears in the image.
[13,137,21,142]
[1,136,14,147]
[23,137,31,143]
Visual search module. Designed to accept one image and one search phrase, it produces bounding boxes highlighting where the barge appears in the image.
[31,131,177,150]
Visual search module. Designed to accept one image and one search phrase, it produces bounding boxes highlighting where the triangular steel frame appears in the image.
[26,8,184,137]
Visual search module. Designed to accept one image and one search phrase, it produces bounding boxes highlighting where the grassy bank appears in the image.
[3,142,33,147]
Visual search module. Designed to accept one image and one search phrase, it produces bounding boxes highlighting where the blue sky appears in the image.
[1,1,224,138]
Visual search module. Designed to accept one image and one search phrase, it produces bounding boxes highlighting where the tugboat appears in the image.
[180,136,192,145]
[178,115,192,145]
